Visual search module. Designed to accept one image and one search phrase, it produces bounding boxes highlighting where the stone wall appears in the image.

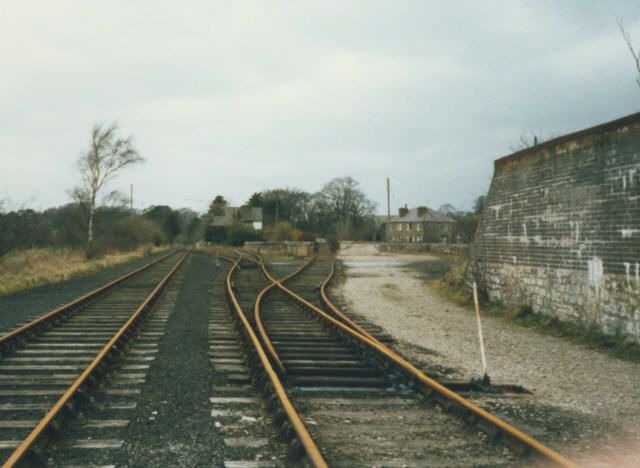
[244,241,315,257]
[469,112,640,342]
[378,242,468,256]
[338,241,468,256]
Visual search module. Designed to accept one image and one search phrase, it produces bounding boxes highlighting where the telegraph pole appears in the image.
[130,184,133,210]
[386,177,391,241]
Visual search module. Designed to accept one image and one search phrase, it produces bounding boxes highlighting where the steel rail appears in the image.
[253,255,316,375]
[0,248,178,351]
[257,255,378,343]
[316,258,379,343]
[225,258,328,468]
[2,249,190,468]
[253,282,286,374]
[269,260,577,468]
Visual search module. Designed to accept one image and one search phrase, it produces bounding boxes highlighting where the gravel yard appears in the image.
[334,247,640,466]
[0,250,168,334]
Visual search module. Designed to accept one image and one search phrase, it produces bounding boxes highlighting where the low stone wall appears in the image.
[337,241,468,257]
[379,242,468,256]
[244,241,315,257]
[473,261,639,339]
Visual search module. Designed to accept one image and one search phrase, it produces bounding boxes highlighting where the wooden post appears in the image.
[472,281,488,378]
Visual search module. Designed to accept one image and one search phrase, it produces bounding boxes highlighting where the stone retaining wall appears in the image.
[469,112,640,343]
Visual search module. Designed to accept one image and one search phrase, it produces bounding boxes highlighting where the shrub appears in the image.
[93,216,165,255]
[326,235,340,252]
[510,304,533,320]
[226,223,263,246]
[263,221,309,241]
[204,225,226,243]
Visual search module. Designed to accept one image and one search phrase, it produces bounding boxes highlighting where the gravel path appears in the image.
[334,250,640,466]
[0,250,168,334]
[119,253,225,466]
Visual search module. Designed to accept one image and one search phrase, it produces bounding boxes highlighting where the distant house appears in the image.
[384,205,455,243]
[212,206,263,230]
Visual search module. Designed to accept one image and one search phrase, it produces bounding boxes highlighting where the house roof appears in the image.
[388,207,454,223]
[212,206,263,226]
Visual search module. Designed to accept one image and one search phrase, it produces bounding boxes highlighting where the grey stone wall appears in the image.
[469,112,640,342]
[336,241,468,256]
[244,241,315,257]
[379,242,469,256]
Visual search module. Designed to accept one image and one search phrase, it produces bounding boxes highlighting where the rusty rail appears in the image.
[316,258,379,343]
[0,249,178,354]
[225,258,327,468]
[253,256,316,376]
[267,257,577,468]
[2,249,190,467]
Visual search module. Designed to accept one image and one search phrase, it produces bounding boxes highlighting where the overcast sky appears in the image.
[2,1,639,215]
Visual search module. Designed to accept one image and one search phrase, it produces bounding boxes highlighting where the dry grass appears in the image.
[429,260,470,305]
[430,259,640,362]
[0,245,166,296]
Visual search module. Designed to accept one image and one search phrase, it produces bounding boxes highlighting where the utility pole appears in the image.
[130,184,133,210]
[386,177,391,242]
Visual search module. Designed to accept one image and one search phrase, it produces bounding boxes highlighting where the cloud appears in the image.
[1,0,639,214]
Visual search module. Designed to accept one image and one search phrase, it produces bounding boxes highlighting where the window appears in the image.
[417,224,422,231]
[405,223,410,231]
[396,224,402,232]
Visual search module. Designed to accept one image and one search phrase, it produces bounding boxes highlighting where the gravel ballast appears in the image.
[334,250,640,466]
[0,250,168,334]
[118,253,225,466]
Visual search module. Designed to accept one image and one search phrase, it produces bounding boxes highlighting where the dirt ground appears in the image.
[334,245,640,467]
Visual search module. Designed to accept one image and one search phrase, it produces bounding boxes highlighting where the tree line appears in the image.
[201,176,378,246]
[1,122,485,258]
[0,187,485,257]
[0,176,379,256]
[0,202,201,257]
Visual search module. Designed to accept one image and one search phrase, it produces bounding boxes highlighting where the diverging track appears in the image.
[227,253,577,467]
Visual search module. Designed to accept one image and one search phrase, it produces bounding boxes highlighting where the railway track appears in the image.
[208,255,296,466]
[0,248,578,466]
[0,249,189,467]
[227,253,577,467]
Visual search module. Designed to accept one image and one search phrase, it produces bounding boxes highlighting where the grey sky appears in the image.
[2,1,639,214]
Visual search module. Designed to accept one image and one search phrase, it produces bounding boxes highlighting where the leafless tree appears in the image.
[618,17,640,88]
[509,131,543,152]
[508,130,562,152]
[73,123,144,256]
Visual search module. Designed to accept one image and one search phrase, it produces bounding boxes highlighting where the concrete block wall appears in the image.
[469,112,640,342]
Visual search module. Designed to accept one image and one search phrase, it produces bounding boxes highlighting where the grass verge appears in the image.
[430,260,640,363]
[0,245,167,297]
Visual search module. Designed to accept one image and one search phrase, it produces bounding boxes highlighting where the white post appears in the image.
[472,281,488,378]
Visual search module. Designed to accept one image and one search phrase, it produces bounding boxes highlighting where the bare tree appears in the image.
[316,176,376,239]
[74,123,144,256]
[509,131,543,152]
[618,17,640,88]
[508,130,562,152]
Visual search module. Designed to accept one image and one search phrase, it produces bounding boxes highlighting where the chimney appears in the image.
[417,206,427,217]
[398,204,409,217]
